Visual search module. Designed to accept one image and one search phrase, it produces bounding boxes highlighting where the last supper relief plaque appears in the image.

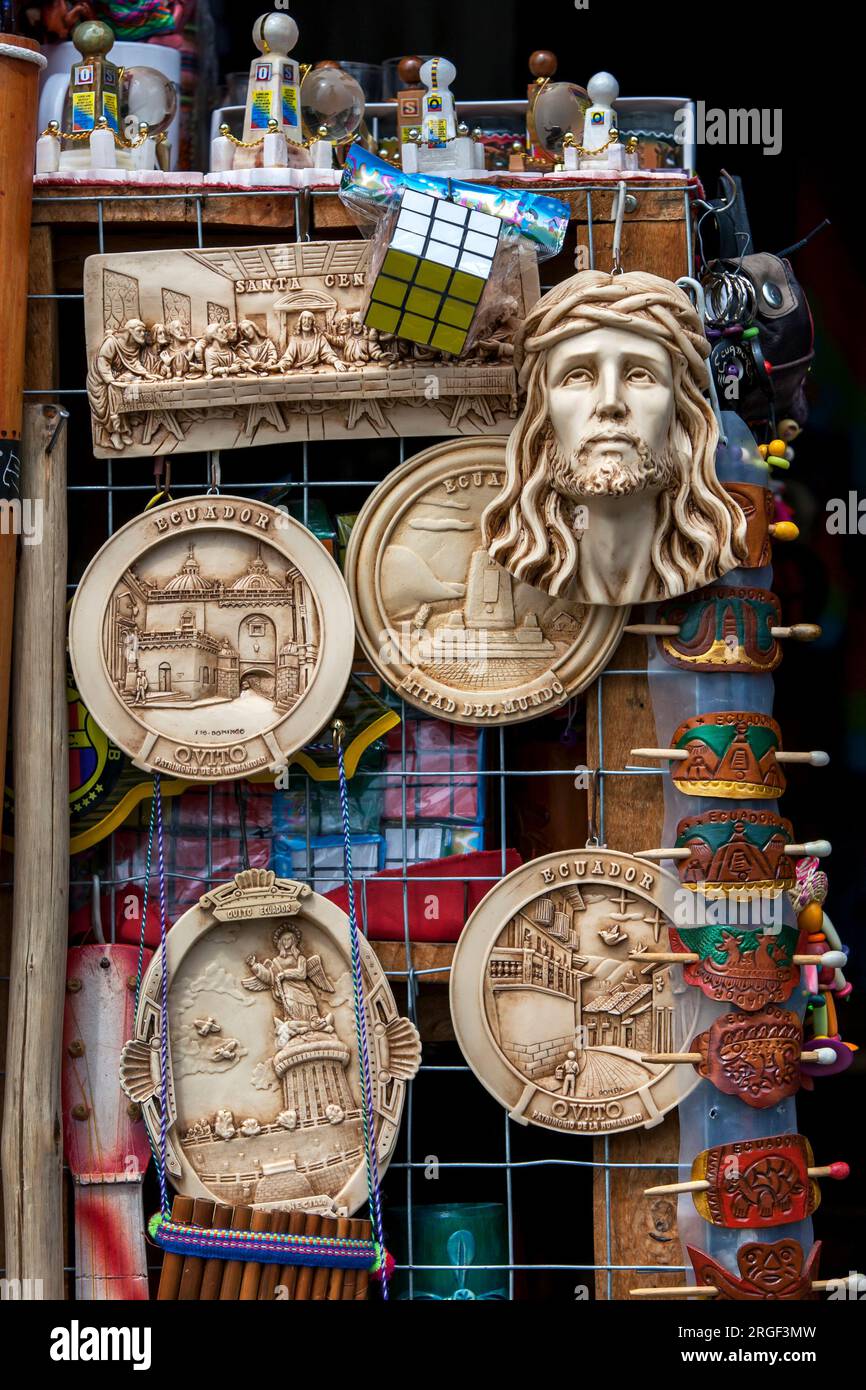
[83,241,538,457]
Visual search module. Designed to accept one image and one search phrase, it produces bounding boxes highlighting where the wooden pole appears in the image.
[1,403,68,1299]
[0,34,44,797]
[586,633,682,1300]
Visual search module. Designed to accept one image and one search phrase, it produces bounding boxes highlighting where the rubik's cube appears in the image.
[364,189,502,356]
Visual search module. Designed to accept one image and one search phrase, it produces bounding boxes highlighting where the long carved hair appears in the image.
[482,271,747,599]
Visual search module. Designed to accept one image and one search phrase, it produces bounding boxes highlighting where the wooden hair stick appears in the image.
[647,1162,849,1198]
[625,622,821,641]
[638,839,830,861]
[632,747,829,766]
[633,949,847,968]
[643,1046,836,1065]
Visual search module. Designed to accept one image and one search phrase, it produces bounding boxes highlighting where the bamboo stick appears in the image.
[293,1214,322,1301]
[157,1196,195,1300]
[199,1203,234,1300]
[0,405,68,1300]
[178,1198,215,1300]
[218,1204,252,1300]
[258,1211,289,1300]
[327,1217,352,1300]
[277,1210,307,1299]
[351,1218,370,1301]
[238,1208,271,1300]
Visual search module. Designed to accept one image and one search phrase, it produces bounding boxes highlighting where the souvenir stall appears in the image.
[0,0,861,1326]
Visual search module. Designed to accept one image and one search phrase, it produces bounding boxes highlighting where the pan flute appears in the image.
[157,1196,372,1300]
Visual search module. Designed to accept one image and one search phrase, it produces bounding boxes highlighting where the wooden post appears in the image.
[1,403,68,1299]
[0,35,44,796]
[586,633,683,1299]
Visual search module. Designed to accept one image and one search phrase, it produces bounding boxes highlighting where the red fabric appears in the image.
[325,848,521,942]
[382,720,482,822]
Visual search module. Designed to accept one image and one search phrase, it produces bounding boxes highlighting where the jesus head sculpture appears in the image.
[482,270,747,607]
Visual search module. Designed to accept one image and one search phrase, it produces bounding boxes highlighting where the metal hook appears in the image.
[91,873,106,945]
[692,167,738,217]
[207,451,221,495]
[676,275,728,446]
[585,769,602,847]
[45,405,70,455]
[693,169,742,269]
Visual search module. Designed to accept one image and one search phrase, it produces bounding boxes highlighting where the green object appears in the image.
[415,260,452,292]
[405,285,442,318]
[431,323,468,355]
[742,325,760,339]
[373,276,409,308]
[382,248,419,280]
[450,269,485,303]
[440,298,475,330]
[389,1203,508,1300]
[399,312,434,345]
[364,189,501,358]
[365,302,401,334]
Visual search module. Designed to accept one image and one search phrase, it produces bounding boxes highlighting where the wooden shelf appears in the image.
[32,183,299,232]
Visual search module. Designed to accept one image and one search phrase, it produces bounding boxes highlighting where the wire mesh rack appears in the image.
[8,177,702,1299]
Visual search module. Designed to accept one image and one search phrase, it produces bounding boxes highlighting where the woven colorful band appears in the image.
[148,1213,384,1271]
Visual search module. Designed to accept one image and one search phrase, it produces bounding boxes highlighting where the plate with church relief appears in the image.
[450,849,701,1134]
[120,869,421,1216]
[68,496,354,782]
[346,439,627,726]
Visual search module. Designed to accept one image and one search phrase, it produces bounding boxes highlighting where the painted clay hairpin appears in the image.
[722,481,798,567]
[625,584,821,675]
[632,924,846,1012]
[640,1003,841,1107]
[643,1132,849,1229]
[631,711,828,799]
[633,1240,865,1301]
[638,810,830,895]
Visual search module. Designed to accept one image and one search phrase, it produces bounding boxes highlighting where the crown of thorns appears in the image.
[514,272,710,391]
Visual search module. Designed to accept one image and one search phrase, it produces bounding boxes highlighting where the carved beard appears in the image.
[548,427,677,499]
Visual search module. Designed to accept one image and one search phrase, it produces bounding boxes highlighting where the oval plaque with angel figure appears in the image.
[120,869,421,1216]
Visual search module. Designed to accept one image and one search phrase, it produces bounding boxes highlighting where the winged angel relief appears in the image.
[242,922,352,1128]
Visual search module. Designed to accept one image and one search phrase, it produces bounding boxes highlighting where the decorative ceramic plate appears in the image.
[450,848,700,1134]
[120,869,421,1216]
[346,439,627,726]
[69,495,354,781]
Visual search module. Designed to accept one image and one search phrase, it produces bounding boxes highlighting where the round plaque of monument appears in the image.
[450,849,700,1134]
[120,869,421,1215]
[346,440,627,726]
[69,495,354,782]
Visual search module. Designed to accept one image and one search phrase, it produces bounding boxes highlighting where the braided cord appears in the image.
[133,791,157,1017]
[337,741,388,1298]
[132,779,169,1201]
[154,775,171,1218]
